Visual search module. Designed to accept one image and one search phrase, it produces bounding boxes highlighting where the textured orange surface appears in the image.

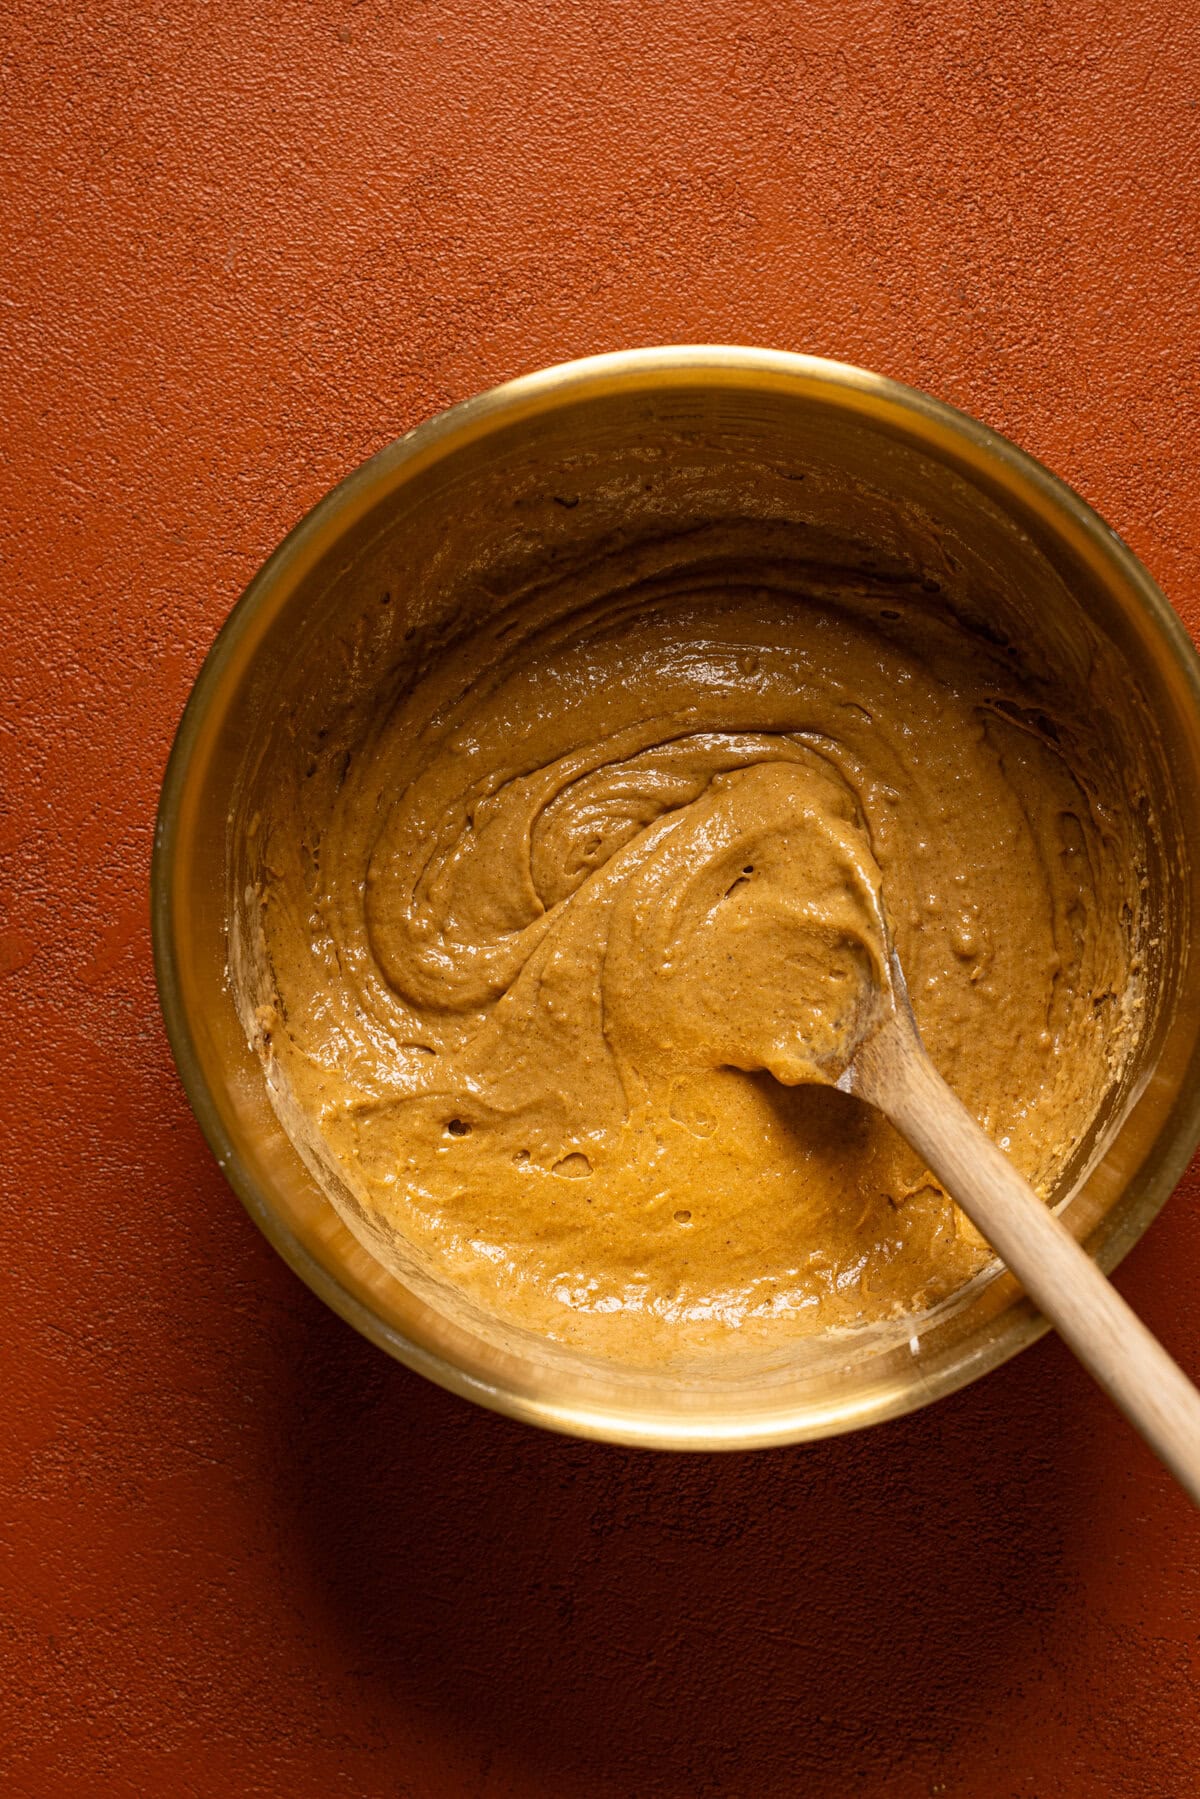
[3,4,1200,1794]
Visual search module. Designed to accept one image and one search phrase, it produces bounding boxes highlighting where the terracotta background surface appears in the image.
[3,3,1200,1794]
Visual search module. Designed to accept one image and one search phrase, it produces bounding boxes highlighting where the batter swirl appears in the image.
[243,542,1142,1361]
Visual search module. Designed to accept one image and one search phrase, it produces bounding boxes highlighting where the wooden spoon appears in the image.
[836,951,1200,1506]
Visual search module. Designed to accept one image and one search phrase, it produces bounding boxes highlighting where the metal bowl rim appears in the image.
[151,345,1200,1448]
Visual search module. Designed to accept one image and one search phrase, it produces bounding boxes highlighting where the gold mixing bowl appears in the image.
[152,347,1200,1448]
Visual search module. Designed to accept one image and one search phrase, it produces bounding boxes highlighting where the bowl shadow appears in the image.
[276,1295,1098,1796]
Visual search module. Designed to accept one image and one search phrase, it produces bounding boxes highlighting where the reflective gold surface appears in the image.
[152,348,1200,1447]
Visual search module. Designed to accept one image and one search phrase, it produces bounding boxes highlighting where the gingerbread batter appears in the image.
[240,536,1143,1362]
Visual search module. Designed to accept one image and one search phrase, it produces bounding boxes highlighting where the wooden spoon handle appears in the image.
[854,1013,1200,1507]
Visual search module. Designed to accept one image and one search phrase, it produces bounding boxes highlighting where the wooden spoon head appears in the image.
[834,945,912,1099]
